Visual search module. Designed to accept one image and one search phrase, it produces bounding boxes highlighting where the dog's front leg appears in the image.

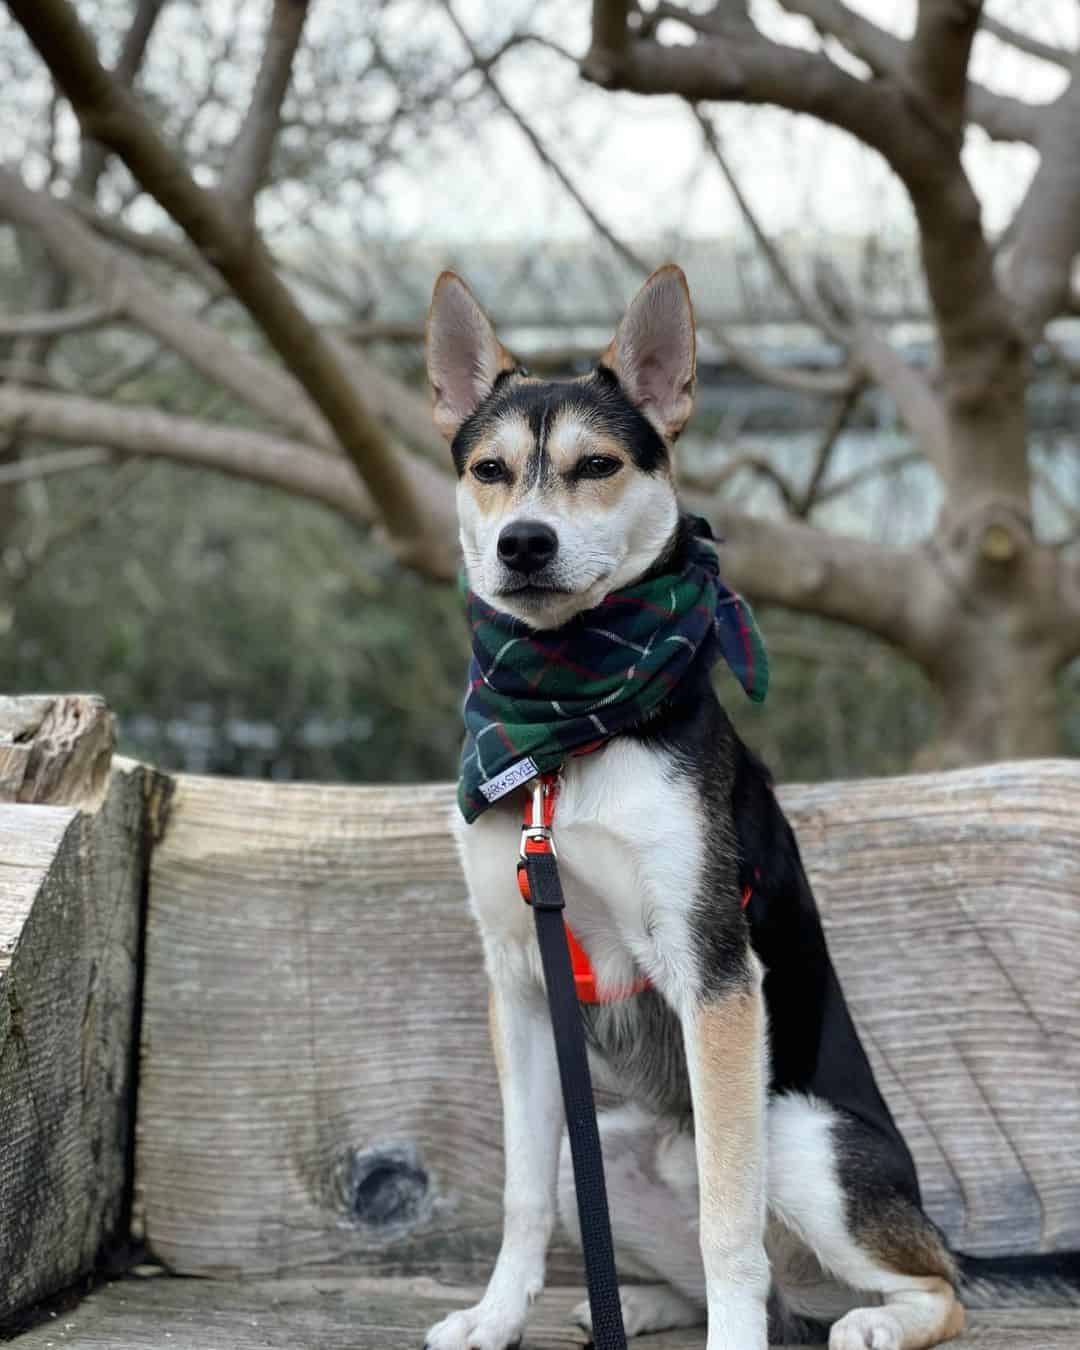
[426,962,564,1350]
[681,963,770,1350]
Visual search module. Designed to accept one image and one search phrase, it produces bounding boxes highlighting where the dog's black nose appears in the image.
[497,521,558,573]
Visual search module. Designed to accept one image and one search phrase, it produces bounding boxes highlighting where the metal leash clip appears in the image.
[519,775,558,861]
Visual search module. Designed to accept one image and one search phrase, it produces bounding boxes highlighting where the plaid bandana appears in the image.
[458,523,768,822]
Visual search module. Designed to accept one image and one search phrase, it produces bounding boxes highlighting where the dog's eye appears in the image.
[471,458,508,484]
[577,455,621,480]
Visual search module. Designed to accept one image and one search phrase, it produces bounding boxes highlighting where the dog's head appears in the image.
[425,265,696,629]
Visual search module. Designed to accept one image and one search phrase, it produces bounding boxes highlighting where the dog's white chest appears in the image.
[455,738,706,1000]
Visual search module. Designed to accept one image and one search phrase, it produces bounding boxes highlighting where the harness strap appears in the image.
[518,773,627,1350]
[516,776,751,1003]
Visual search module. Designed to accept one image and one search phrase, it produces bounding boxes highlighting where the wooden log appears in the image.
[7,1273,1080,1350]
[0,706,169,1319]
[139,760,1080,1279]
[0,694,114,808]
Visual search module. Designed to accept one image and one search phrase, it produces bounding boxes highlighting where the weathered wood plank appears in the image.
[139,761,1080,1278]
[8,1275,1080,1350]
[0,758,168,1320]
[0,694,113,808]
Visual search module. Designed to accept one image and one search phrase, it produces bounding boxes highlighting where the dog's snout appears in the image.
[497,521,558,573]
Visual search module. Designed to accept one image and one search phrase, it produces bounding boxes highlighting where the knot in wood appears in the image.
[336,1143,431,1237]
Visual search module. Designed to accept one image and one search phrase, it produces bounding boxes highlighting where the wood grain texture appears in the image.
[8,1274,1080,1350]
[0,694,113,808]
[0,761,166,1319]
[139,760,1080,1279]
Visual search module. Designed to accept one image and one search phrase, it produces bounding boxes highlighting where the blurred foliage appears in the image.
[1,464,467,782]
[7,457,1077,785]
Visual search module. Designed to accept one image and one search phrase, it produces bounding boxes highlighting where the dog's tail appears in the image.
[957,1250,1080,1307]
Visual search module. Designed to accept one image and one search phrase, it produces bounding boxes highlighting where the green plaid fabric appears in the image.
[459,529,768,821]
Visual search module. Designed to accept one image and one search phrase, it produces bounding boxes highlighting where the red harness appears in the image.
[515,769,752,1004]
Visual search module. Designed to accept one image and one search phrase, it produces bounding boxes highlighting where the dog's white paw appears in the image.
[424,1302,524,1350]
[572,1284,704,1339]
[829,1307,902,1350]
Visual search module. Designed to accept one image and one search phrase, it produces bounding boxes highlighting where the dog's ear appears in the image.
[601,264,696,442]
[426,272,515,442]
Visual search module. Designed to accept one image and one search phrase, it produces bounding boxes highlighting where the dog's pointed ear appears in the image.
[601,264,696,441]
[426,272,515,441]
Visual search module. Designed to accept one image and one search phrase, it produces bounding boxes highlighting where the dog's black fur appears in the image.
[450,366,670,478]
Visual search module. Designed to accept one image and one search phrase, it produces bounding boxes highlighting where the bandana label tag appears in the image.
[478,756,539,803]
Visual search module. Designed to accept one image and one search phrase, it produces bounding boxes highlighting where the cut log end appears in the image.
[0,694,114,810]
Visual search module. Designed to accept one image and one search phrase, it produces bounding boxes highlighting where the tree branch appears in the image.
[980,15,1073,70]
[444,3,860,399]
[692,502,931,650]
[6,0,436,553]
[441,0,645,276]
[68,193,225,292]
[1007,48,1080,335]
[692,106,845,343]
[0,385,458,577]
[646,0,1043,144]
[76,0,168,194]
[680,454,800,512]
[794,385,862,516]
[221,0,309,211]
[586,0,631,85]
[0,302,115,340]
[813,261,951,474]
[909,0,982,139]
[0,447,112,487]
[814,448,922,506]
[711,331,858,396]
[0,167,328,447]
[778,0,1042,144]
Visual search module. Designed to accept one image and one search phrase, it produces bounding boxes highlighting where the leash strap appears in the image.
[519,776,627,1350]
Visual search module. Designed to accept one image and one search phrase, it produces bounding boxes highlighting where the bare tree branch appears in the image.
[711,331,858,396]
[0,0,168,525]
[0,167,330,446]
[443,3,863,399]
[795,385,862,516]
[1007,47,1080,334]
[690,501,933,651]
[691,106,845,343]
[586,0,631,85]
[814,448,923,505]
[583,0,1022,465]
[441,0,645,277]
[980,15,1073,69]
[222,0,310,211]
[651,0,1042,144]
[6,0,438,555]
[909,0,983,139]
[778,0,1043,143]
[814,261,951,474]
[76,0,169,194]
[0,385,458,576]
[680,454,801,512]
[0,447,112,487]
[68,193,225,291]
[0,302,115,341]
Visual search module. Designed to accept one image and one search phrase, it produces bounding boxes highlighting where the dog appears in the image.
[421,265,967,1350]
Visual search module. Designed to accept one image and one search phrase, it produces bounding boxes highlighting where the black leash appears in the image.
[519,776,627,1350]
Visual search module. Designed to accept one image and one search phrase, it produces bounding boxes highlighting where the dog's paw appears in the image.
[828,1308,902,1350]
[572,1284,704,1339]
[424,1303,523,1350]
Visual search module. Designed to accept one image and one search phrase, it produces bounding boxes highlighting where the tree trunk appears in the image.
[911,355,1069,767]
[918,639,1063,770]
